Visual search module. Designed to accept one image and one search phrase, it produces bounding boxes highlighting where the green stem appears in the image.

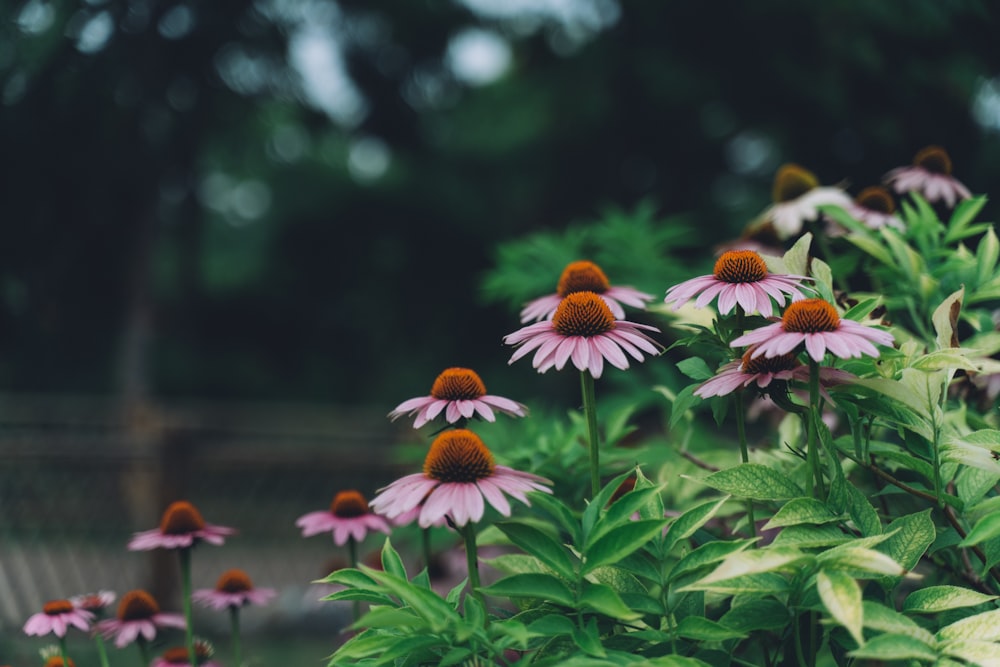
[178,547,197,667]
[137,637,151,667]
[580,370,601,498]
[807,358,824,499]
[421,526,433,572]
[94,633,111,667]
[734,393,757,542]
[229,605,243,667]
[348,536,360,621]
[461,524,485,609]
[59,636,69,667]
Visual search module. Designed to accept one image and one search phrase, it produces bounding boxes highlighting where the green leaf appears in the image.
[845,233,896,267]
[686,547,810,586]
[903,585,999,614]
[361,567,461,632]
[572,617,606,657]
[352,606,426,631]
[817,569,864,646]
[590,486,666,547]
[959,512,1000,548]
[668,539,755,583]
[862,601,937,644]
[675,616,747,641]
[945,195,988,244]
[374,634,448,663]
[932,287,965,351]
[876,509,936,575]
[582,470,635,539]
[697,463,803,501]
[782,232,813,276]
[936,608,1000,642]
[526,613,577,636]
[957,465,1000,507]
[663,495,730,553]
[634,466,666,521]
[677,357,714,381]
[719,599,791,633]
[668,383,702,430]
[583,519,667,574]
[480,573,576,608]
[828,474,882,537]
[847,634,939,662]
[496,522,577,580]
[580,581,642,621]
[939,639,1000,665]
[818,546,906,577]
[769,524,852,549]
[380,537,407,580]
[527,492,582,545]
[763,497,841,530]
[439,647,473,667]
[682,572,791,596]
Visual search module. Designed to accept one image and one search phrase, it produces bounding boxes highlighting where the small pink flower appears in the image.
[192,569,277,611]
[297,490,391,546]
[827,186,905,237]
[370,429,552,528]
[731,298,894,362]
[520,260,653,323]
[70,590,116,616]
[695,346,854,401]
[23,599,94,638]
[664,249,810,317]
[505,291,661,379]
[884,145,971,207]
[150,640,219,667]
[388,367,527,428]
[96,590,186,649]
[128,500,235,551]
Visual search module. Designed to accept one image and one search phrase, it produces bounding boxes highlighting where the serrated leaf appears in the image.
[480,573,576,608]
[663,495,730,552]
[847,634,939,662]
[698,463,803,500]
[583,519,667,574]
[903,585,999,614]
[817,569,864,647]
[937,608,1000,642]
[763,497,841,530]
[496,522,578,580]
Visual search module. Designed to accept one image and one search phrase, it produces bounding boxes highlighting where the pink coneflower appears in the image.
[388,367,528,428]
[519,259,654,322]
[884,145,972,207]
[96,589,186,649]
[757,163,853,240]
[296,490,391,546]
[369,429,552,528]
[192,569,277,611]
[23,600,94,638]
[128,500,235,551]
[70,590,116,616]
[504,291,661,379]
[694,347,854,400]
[827,186,905,236]
[731,298,894,362]
[150,641,219,667]
[664,249,810,317]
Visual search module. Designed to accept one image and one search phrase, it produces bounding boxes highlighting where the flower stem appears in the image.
[348,536,360,621]
[807,358,824,499]
[178,547,197,667]
[229,605,243,667]
[734,393,757,543]
[421,526,433,572]
[580,370,601,498]
[94,633,111,667]
[137,637,151,667]
[59,636,69,667]
[461,524,485,610]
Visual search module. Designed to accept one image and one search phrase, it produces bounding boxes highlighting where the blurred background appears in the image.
[2,0,1000,663]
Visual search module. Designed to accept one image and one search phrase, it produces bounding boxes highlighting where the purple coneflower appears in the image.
[96,590,186,649]
[731,298,894,362]
[70,590,116,616]
[192,569,276,611]
[505,291,661,378]
[369,429,551,528]
[23,600,94,638]
[757,164,853,240]
[128,500,235,551]
[296,490,391,546]
[826,186,905,236]
[695,346,854,400]
[520,260,653,322]
[884,145,971,208]
[388,367,527,428]
[150,641,219,667]
[664,249,810,317]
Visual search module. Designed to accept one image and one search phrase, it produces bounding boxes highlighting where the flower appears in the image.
[192,569,277,611]
[827,186,905,236]
[731,298,895,362]
[694,346,855,399]
[884,145,971,207]
[23,600,93,638]
[296,490,392,546]
[69,590,116,616]
[504,291,661,378]
[42,656,75,667]
[663,249,810,317]
[128,500,235,551]
[96,589,186,649]
[369,429,552,528]
[150,640,220,667]
[754,163,853,240]
[388,367,528,428]
[519,260,654,323]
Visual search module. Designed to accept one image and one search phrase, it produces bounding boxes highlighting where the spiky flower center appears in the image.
[215,568,254,593]
[856,186,895,214]
[43,600,74,616]
[162,642,213,664]
[741,347,799,374]
[424,429,495,483]
[713,250,768,283]
[557,260,611,297]
[782,298,840,333]
[914,145,952,175]
[330,490,369,518]
[159,500,206,535]
[44,657,75,667]
[552,291,615,337]
[117,590,159,621]
[430,367,487,401]
[772,163,819,203]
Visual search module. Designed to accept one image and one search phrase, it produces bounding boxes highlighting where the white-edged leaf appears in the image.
[817,569,864,646]
[903,585,999,614]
